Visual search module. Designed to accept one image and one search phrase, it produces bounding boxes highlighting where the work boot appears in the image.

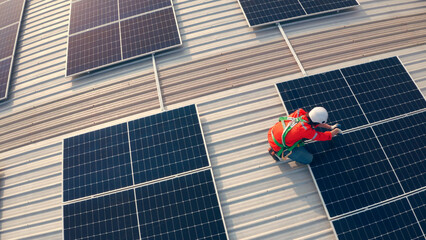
[268,147,280,162]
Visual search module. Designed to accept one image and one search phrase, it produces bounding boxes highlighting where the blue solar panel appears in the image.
[0,23,18,59]
[63,123,133,201]
[276,70,368,130]
[306,128,404,218]
[341,57,426,123]
[119,0,171,19]
[0,0,25,28]
[64,189,140,240]
[128,105,209,185]
[332,197,424,240]
[299,0,358,15]
[0,58,11,100]
[69,0,118,34]
[373,112,426,193]
[408,190,426,232]
[135,170,227,240]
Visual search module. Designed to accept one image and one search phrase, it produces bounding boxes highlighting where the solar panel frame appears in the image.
[65,1,182,77]
[237,0,359,27]
[0,0,26,101]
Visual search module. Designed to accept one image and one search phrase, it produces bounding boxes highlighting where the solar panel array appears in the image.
[0,0,26,101]
[63,105,228,239]
[66,0,182,76]
[237,0,359,27]
[276,57,426,237]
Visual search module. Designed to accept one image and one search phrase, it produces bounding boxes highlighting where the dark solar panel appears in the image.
[341,57,426,123]
[63,123,133,201]
[299,0,358,14]
[238,0,306,27]
[135,170,227,240]
[0,58,11,100]
[373,112,426,193]
[128,105,209,184]
[0,0,25,28]
[408,190,426,231]
[119,0,171,19]
[0,23,18,59]
[332,197,424,240]
[69,0,118,34]
[67,23,122,76]
[120,7,181,60]
[306,128,404,218]
[64,189,140,240]
[276,70,368,130]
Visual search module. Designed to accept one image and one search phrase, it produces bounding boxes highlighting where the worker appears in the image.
[268,107,341,164]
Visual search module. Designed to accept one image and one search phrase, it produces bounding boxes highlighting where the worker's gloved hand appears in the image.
[331,123,341,129]
[331,128,342,137]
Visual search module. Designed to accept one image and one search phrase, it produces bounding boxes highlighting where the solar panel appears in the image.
[66,0,182,76]
[0,0,25,28]
[135,170,228,239]
[121,7,181,60]
[332,197,424,240]
[0,58,11,99]
[119,0,171,19]
[276,70,368,130]
[66,23,122,77]
[341,57,426,123]
[128,104,209,185]
[63,123,133,201]
[68,0,118,35]
[63,189,140,240]
[408,190,426,231]
[0,23,18,59]
[306,128,404,218]
[237,0,358,27]
[373,112,426,193]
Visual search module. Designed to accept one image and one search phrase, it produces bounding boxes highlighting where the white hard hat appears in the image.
[309,107,328,124]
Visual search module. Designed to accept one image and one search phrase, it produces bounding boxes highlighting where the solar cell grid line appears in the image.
[63,123,133,202]
[408,190,426,232]
[66,22,122,76]
[0,23,18,59]
[120,7,181,60]
[299,0,358,15]
[0,58,11,100]
[275,70,369,130]
[69,0,118,35]
[237,0,306,27]
[340,57,426,124]
[119,0,171,19]
[128,104,210,185]
[306,127,404,219]
[332,196,424,240]
[373,112,426,193]
[0,0,25,29]
[63,189,140,240]
[135,169,228,240]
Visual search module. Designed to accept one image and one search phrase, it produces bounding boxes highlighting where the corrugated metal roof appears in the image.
[0,0,425,239]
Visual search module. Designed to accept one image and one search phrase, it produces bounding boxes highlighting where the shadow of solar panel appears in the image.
[0,0,25,28]
[0,23,18,59]
[121,7,181,60]
[307,128,404,218]
[332,197,424,240]
[128,105,209,185]
[119,0,171,19]
[373,112,426,193]
[63,123,133,201]
[67,23,122,76]
[64,189,140,240]
[238,0,306,27]
[69,0,118,34]
[135,170,227,240]
[408,190,426,231]
[299,0,358,14]
[0,58,11,99]
[276,70,368,130]
[341,57,426,123]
